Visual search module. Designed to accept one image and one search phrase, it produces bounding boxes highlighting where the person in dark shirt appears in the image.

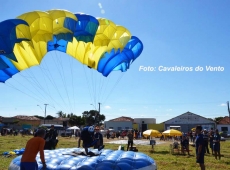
[213,129,221,160]
[209,129,214,155]
[127,130,133,151]
[46,125,58,150]
[203,130,210,154]
[78,125,104,155]
[94,126,104,149]
[195,125,205,170]
[181,135,190,155]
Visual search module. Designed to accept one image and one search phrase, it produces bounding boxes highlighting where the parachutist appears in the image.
[88,66,92,69]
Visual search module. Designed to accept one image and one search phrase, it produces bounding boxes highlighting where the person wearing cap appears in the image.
[20,129,46,170]
[94,126,104,149]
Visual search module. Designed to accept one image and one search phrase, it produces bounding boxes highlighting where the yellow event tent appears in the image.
[143,129,162,137]
[162,129,182,136]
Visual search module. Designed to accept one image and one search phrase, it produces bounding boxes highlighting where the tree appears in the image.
[45,115,55,120]
[68,115,85,126]
[82,110,105,126]
[56,111,67,118]
[213,117,224,124]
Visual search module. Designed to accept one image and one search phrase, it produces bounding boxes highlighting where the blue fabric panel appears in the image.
[47,36,68,52]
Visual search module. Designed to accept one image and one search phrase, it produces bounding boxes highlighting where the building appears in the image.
[133,118,156,132]
[104,116,134,131]
[40,117,70,126]
[217,116,230,134]
[163,111,216,133]
[2,115,41,129]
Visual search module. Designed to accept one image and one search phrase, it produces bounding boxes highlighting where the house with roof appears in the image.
[104,116,158,132]
[104,116,134,131]
[2,115,41,129]
[217,116,230,134]
[163,111,216,133]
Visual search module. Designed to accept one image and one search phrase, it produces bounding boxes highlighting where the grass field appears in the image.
[0,135,230,170]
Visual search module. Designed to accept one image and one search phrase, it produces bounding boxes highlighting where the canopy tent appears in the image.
[67,126,79,130]
[143,129,162,137]
[162,129,182,136]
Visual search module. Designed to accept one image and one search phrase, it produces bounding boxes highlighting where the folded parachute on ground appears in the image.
[0,9,143,82]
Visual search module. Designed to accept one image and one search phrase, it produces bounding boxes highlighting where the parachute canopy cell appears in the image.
[0,9,143,82]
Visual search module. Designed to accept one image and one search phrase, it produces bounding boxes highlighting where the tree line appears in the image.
[34,110,106,127]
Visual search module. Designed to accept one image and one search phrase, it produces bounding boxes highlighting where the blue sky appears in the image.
[0,0,229,123]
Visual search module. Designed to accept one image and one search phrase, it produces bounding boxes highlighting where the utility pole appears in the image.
[227,101,230,124]
[98,102,101,114]
[44,104,48,124]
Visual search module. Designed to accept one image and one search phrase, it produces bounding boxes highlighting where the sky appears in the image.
[0,0,230,123]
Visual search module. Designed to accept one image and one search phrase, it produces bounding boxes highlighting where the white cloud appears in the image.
[98,3,103,8]
[104,105,111,109]
[101,9,105,14]
[219,103,227,107]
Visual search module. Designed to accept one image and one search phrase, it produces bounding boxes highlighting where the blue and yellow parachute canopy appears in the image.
[0,9,143,82]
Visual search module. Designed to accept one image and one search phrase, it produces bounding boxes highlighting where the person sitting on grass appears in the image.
[181,135,190,155]
[20,129,46,170]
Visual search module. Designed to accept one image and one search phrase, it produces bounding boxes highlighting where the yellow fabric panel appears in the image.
[47,10,78,35]
[17,11,53,42]
[15,24,31,40]
[67,38,108,69]
[11,42,39,71]
[32,40,47,63]
[93,18,131,52]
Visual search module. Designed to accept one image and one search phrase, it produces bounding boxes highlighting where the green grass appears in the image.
[1,136,230,170]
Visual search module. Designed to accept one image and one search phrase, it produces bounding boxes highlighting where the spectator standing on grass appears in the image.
[203,130,210,154]
[127,130,134,151]
[213,129,221,160]
[20,129,46,170]
[209,128,214,155]
[195,125,205,170]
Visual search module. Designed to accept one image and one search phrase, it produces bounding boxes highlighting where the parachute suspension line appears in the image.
[40,57,67,112]
[5,82,44,103]
[99,74,111,104]
[96,73,103,105]
[37,64,65,109]
[25,43,55,106]
[102,73,125,106]
[54,51,73,114]
[21,69,54,105]
[93,70,97,109]
[18,73,53,104]
[82,65,93,106]
[49,52,69,112]
[69,56,76,114]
